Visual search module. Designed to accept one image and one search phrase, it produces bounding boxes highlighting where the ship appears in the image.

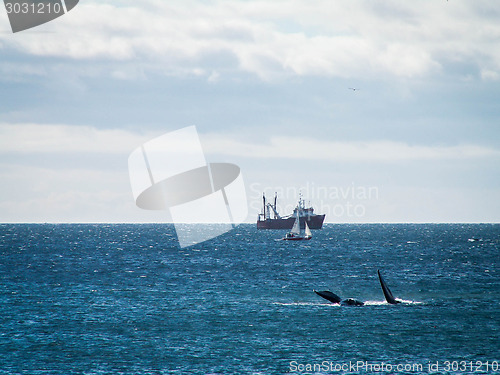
[257,192,325,230]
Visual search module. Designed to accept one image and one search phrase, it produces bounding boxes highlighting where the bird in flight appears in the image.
[348,87,359,91]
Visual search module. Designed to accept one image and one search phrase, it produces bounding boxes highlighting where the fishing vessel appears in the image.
[257,192,325,229]
[283,213,312,241]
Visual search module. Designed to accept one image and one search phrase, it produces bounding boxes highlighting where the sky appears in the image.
[0,0,499,223]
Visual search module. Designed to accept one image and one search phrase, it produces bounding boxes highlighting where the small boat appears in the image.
[283,213,312,241]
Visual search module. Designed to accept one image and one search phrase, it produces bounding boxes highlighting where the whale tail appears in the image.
[314,290,342,304]
[378,270,401,304]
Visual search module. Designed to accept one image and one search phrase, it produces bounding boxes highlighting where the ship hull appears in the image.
[257,215,325,230]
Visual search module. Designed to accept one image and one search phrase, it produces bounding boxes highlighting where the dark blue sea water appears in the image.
[0,224,499,374]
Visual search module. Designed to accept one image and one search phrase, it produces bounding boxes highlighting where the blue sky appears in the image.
[1,0,499,223]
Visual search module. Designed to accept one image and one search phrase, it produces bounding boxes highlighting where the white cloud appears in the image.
[1,123,498,223]
[481,69,500,81]
[1,0,499,80]
[2,123,497,163]
[0,123,155,154]
[0,163,154,223]
[202,134,500,162]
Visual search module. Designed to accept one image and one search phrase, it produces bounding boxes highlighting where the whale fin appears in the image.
[378,270,400,304]
[314,290,341,304]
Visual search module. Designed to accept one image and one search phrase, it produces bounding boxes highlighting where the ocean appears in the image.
[0,224,499,374]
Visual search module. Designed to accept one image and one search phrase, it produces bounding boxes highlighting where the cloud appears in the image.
[1,0,499,80]
[0,123,155,155]
[0,162,147,222]
[202,134,500,162]
[1,123,498,223]
[2,123,498,163]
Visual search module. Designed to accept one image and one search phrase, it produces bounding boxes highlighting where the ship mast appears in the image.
[263,193,271,219]
[274,192,277,217]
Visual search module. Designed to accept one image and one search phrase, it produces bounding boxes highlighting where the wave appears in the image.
[273,300,424,307]
[272,302,340,307]
[364,299,424,305]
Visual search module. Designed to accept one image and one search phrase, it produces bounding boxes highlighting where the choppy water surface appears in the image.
[0,224,499,374]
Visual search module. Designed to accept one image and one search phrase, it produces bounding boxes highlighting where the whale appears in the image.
[314,270,402,307]
[314,290,364,306]
[377,270,400,304]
